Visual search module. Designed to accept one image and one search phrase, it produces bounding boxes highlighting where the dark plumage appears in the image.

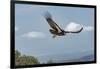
[44,12,83,38]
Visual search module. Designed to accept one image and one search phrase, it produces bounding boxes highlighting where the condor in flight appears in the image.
[44,12,83,38]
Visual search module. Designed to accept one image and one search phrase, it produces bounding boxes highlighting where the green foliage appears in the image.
[15,50,21,59]
[15,50,40,66]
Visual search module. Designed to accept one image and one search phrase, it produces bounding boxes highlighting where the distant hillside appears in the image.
[79,54,94,61]
[37,53,94,64]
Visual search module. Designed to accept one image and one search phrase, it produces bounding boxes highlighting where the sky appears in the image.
[15,3,95,62]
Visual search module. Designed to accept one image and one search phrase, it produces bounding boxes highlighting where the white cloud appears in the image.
[65,22,82,32]
[65,22,93,32]
[21,31,46,38]
[15,26,19,31]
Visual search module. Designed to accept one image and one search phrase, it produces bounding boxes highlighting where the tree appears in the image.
[15,50,21,59]
[15,50,40,66]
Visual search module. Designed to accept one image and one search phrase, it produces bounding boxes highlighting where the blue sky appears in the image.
[15,4,94,61]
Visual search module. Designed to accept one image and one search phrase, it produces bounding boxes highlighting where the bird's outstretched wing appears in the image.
[65,27,83,33]
[44,12,62,33]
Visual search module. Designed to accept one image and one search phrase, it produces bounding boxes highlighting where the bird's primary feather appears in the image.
[65,27,83,33]
[44,12,62,33]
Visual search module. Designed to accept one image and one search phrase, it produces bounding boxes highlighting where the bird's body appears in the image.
[44,12,83,38]
[49,29,65,36]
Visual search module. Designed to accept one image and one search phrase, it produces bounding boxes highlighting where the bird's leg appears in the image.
[52,35,56,38]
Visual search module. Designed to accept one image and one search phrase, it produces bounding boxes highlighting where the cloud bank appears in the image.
[83,26,94,32]
[21,31,46,38]
[65,22,93,32]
